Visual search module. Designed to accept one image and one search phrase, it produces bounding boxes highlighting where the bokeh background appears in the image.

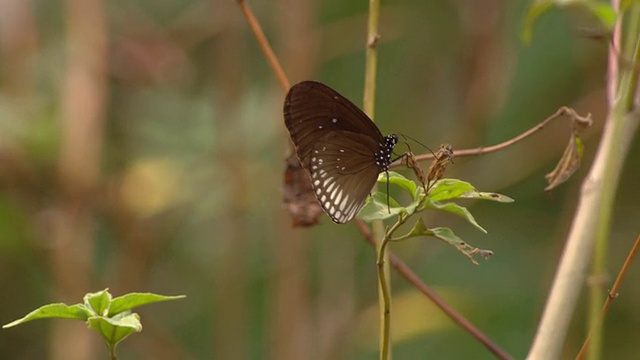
[1,0,639,359]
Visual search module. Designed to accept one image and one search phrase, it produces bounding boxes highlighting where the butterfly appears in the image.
[284,81,397,224]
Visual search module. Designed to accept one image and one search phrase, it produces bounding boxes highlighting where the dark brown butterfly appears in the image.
[284,81,397,223]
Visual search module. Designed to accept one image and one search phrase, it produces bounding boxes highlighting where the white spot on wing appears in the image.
[326,181,336,193]
[339,194,350,212]
[335,189,343,205]
[330,187,340,201]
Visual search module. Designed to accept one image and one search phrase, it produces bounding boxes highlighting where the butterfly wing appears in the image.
[283,81,395,224]
[284,81,386,166]
[309,132,382,223]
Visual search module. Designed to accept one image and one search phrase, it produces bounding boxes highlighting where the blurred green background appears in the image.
[1,0,638,359]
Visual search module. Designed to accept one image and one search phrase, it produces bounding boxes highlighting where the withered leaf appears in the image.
[545,134,586,191]
[282,153,324,227]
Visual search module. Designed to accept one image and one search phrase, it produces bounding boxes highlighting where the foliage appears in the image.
[361,172,512,263]
[3,289,185,360]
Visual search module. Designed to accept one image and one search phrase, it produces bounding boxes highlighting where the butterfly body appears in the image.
[284,81,397,224]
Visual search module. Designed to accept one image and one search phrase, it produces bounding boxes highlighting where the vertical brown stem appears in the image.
[267,0,317,359]
[211,1,249,358]
[0,0,38,99]
[49,0,107,359]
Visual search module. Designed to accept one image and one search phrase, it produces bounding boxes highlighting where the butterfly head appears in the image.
[375,134,398,171]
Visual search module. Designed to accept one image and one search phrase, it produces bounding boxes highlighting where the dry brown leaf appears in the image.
[544,110,593,191]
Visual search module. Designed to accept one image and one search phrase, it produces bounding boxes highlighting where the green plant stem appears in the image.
[376,247,391,360]
[622,5,640,81]
[588,7,640,359]
[375,221,391,360]
[108,343,118,360]
[376,215,407,360]
[586,26,640,360]
[364,0,381,117]
[586,195,623,360]
[578,233,640,359]
[586,229,606,360]
[621,40,640,113]
[363,0,386,359]
[527,17,640,360]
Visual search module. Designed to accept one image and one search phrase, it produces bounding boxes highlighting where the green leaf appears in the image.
[523,1,617,44]
[384,218,431,242]
[428,227,494,265]
[377,171,417,198]
[360,171,429,222]
[109,293,186,316]
[426,179,476,202]
[390,217,431,241]
[522,0,554,44]
[359,192,407,222]
[361,177,511,226]
[3,304,90,328]
[460,190,514,203]
[391,222,493,264]
[422,200,487,233]
[3,289,187,360]
[407,217,429,237]
[84,289,112,316]
[87,312,142,347]
[583,2,616,32]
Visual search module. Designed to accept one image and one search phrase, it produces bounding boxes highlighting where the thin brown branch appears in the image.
[575,232,640,360]
[355,219,514,360]
[396,106,591,167]
[235,0,289,91]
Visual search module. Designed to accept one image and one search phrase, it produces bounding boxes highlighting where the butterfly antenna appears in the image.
[400,134,434,156]
[402,140,413,155]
